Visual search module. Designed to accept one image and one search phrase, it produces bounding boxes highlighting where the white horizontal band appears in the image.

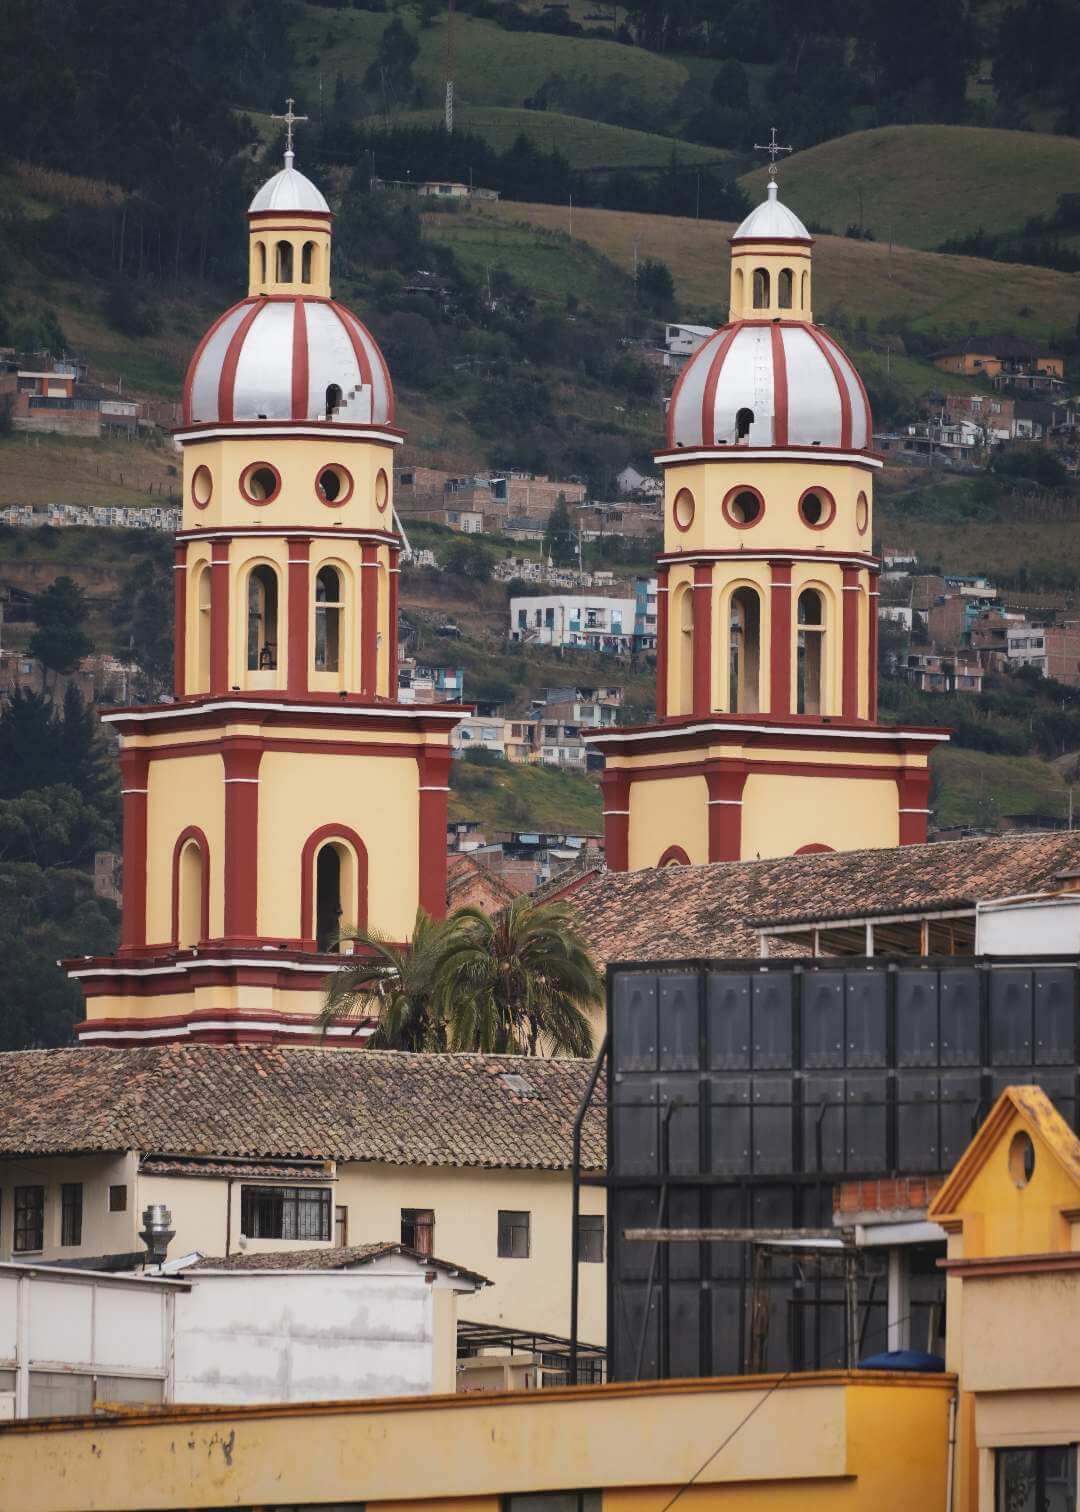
[654,447,882,470]
[842,585,864,592]
[602,808,630,816]
[103,699,462,725]
[121,788,148,796]
[899,807,932,814]
[224,777,259,784]
[418,785,450,792]
[174,424,403,446]
[68,957,343,981]
[707,798,742,806]
[586,720,947,747]
[77,1018,368,1042]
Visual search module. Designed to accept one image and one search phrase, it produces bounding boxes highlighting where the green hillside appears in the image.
[450,757,602,831]
[290,3,688,115]
[475,199,1080,335]
[383,107,727,171]
[931,747,1069,829]
[739,126,1080,250]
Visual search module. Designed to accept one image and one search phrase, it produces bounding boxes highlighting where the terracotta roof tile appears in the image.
[568,832,1080,964]
[0,1046,606,1171]
[191,1241,490,1285]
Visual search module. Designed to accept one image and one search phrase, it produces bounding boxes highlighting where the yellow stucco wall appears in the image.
[627,774,708,870]
[729,241,814,322]
[740,772,899,858]
[0,1153,139,1264]
[145,752,226,943]
[0,1374,954,1512]
[247,214,332,298]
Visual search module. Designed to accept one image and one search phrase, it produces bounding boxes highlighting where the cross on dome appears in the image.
[754,126,793,181]
[272,98,309,169]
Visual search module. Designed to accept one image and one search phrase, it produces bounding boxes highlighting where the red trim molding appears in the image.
[798,486,836,531]
[388,545,400,688]
[706,765,747,862]
[300,822,369,950]
[698,324,740,446]
[692,562,713,716]
[417,748,451,918]
[896,767,931,845]
[658,845,691,867]
[182,301,243,425]
[721,485,765,530]
[287,536,311,697]
[795,842,835,855]
[769,560,793,716]
[770,324,789,447]
[291,297,310,421]
[316,465,354,508]
[210,540,230,696]
[600,768,631,873]
[118,748,151,955]
[842,566,860,722]
[656,565,670,719]
[360,544,379,699]
[869,575,880,720]
[170,826,211,946]
[173,542,187,698]
[222,738,262,942]
[218,301,264,423]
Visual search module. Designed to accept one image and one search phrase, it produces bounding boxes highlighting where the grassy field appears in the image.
[474,199,1080,335]
[877,483,1080,586]
[450,755,602,830]
[0,434,179,508]
[290,3,688,115]
[931,746,1069,829]
[738,126,1080,251]
[384,106,727,170]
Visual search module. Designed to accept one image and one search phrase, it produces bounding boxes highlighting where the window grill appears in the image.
[240,1186,332,1241]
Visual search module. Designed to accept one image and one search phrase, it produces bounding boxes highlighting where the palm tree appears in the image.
[316,909,458,1048]
[439,897,601,1057]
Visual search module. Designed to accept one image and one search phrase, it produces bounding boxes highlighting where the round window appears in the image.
[722,487,763,528]
[375,468,389,512]
[316,464,353,507]
[240,463,281,505]
[799,489,835,529]
[672,488,695,531]
[1008,1130,1035,1188]
[191,464,213,509]
[856,491,869,535]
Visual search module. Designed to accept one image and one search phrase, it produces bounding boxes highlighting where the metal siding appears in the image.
[189,304,249,422]
[784,325,843,447]
[231,302,295,420]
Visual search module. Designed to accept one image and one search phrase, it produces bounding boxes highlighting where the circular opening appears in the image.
[241,463,281,505]
[856,491,869,535]
[1008,1130,1035,1188]
[799,489,835,530]
[672,488,695,532]
[375,468,389,512]
[190,465,213,509]
[722,487,763,529]
[316,464,353,507]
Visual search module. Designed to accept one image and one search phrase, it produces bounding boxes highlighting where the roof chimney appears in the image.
[139,1205,175,1270]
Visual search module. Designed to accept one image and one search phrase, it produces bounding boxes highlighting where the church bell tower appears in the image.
[68,122,461,1044]
[587,176,948,869]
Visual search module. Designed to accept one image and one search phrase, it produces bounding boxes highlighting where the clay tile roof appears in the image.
[191,1241,490,1286]
[567,832,1080,965]
[0,1045,606,1171]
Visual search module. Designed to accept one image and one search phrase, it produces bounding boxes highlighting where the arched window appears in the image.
[797,589,826,716]
[778,268,793,309]
[752,267,771,309]
[255,241,267,284]
[301,825,368,952]
[301,241,316,284]
[735,407,755,441]
[728,586,761,713]
[800,270,809,309]
[247,564,279,672]
[734,267,744,309]
[193,561,212,694]
[315,566,343,673]
[658,845,691,867]
[673,582,694,716]
[275,240,294,282]
[172,828,209,948]
[325,383,343,419]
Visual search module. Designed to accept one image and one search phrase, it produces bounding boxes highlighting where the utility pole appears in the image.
[569,191,573,236]
[445,0,455,134]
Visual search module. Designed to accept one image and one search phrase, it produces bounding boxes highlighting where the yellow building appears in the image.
[587,178,948,869]
[65,132,461,1046]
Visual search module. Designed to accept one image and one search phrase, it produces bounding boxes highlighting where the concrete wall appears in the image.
[0,1153,139,1264]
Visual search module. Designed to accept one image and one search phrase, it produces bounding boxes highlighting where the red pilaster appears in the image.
[172,543,187,698]
[769,560,793,716]
[389,546,400,694]
[210,539,230,696]
[417,746,451,918]
[656,565,670,719]
[868,572,880,720]
[706,765,747,862]
[896,767,931,845]
[360,544,379,700]
[842,566,861,723]
[692,562,713,716]
[600,768,631,872]
[286,536,311,697]
[118,748,150,954]
[222,738,262,942]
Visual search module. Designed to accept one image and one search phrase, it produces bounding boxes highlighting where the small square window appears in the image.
[577,1214,604,1263]
[108,1185,128,1213]
[402,1207,435,1256]
[498,1209,530,1259]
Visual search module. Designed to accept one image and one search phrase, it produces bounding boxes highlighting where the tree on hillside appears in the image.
[637,257,676,316]
[364,16,420,108]
[29,575,92,684]
[111,534,174,698]
[0,687,116,819]
[441,534,495,582]
[544,496,577,567]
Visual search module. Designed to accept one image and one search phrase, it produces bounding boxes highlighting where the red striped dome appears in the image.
[182,296,394,427]
[666,319,872,451]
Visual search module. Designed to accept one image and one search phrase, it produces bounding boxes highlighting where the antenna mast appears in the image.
[445,0,455,134]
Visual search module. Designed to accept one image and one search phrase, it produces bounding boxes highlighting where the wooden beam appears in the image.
[623,1227,852,1244]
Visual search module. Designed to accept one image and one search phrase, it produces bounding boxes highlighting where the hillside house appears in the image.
[904,651,984,694]
[932,335,1065,392]
[0,357,141,437]
[397,662,464,704]
[1044,620,1080,686]
[509,593,636,654]
[615,465,662,499]
[450,712,507,758]
[662,322,715,368]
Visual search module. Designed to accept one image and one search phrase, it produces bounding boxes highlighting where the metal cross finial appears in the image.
[272,98,309,158]
[754,126,793,180]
